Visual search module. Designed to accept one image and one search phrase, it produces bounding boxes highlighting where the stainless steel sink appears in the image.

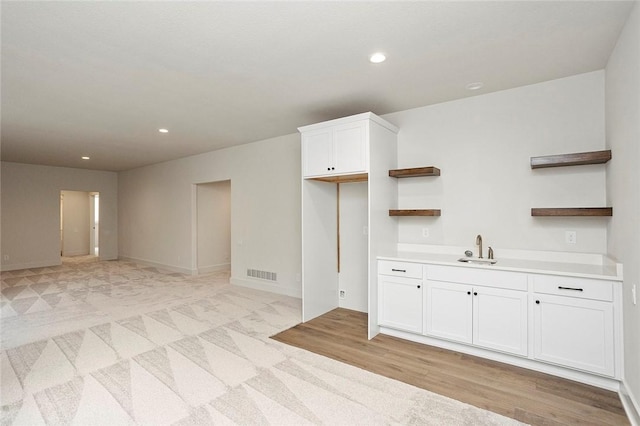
[457,257,497,265]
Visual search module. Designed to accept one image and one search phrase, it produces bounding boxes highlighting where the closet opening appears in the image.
[194,180,231,275]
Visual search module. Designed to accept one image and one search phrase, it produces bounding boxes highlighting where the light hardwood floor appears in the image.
[272,308,629,425]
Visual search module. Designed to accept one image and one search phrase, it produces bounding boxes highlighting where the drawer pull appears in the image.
[558,286,584,292]
[391,268,407,273]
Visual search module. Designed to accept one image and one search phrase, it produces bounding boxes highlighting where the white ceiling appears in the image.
[1,1,635,172]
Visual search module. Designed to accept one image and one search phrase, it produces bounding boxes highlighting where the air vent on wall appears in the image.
[247,269,277,282]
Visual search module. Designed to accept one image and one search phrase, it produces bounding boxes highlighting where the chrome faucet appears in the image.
[488,246,494,260]
[476,234,483,258]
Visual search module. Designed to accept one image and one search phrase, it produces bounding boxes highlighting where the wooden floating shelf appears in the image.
[530,150,611,169]
[531,207,613,217]
[309,173,368,183]
[389,209,441,217]
[389,166,441,178]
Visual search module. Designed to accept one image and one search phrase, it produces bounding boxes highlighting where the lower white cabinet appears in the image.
[377,259,621,384]
[378,274,423,334]
[425,281,528,356]
[474,286,528,356]
[533,293,614,376]
[424,281,472,343]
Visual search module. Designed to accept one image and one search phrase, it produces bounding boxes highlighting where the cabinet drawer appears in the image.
[426,265,527,291]
[532,275,613,302]
[378,260,422,279]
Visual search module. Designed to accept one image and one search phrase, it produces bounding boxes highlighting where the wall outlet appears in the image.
[422,228,429,238]
[2,255,8,261]
[339,290,346,299]
[565,231,577,244]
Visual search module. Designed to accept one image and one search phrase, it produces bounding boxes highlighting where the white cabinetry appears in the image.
[424,269,528,357]
[474,286,528,356]
[425,281,472,343]
[532,275,615,376]
[378,258,622,387]
[302,120,367,178]
[300,113,399,340]
[378,261,423,333]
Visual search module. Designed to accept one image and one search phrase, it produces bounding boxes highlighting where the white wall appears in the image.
[384,71,608,255]
[61,190,90,256]
[196,180,231,273]
[0,162,118,270]
[338,181,368,312]
[605,2,640,420]
[118,134,301,297]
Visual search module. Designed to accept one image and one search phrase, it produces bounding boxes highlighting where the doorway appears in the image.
[89,193,99,256]
[195,181,231,274]
[60,190,100,258]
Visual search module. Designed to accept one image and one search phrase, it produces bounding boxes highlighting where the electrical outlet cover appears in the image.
[565,231,577,244]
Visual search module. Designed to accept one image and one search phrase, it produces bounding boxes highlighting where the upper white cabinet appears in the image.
[298,112,398,180]
[300,116,371,178]
[302,128,334,177]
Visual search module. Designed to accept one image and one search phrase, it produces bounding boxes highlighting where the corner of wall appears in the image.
[620,380,640,426]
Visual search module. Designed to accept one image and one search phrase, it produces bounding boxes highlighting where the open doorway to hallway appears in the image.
[60,190,100,259]
[89,192,99,256]
[195,180,231,274]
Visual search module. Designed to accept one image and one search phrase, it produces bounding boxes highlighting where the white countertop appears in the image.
[378,249,623,281]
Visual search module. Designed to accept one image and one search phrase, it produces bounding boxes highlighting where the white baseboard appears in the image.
[1,258,62,272]
[230,276,302,298]
[97,254,117,262]
[198,263,231,274]
[620,380,640,426]
[117,256,192,275]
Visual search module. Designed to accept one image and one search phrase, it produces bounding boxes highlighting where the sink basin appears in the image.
[457,257,497,265]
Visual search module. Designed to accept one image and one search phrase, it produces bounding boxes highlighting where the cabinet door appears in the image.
[473,287,528,356]
[425,281,472,344]
[302,129,333,177]
[533,294,614,376]
[378,275,423,333]
[333,121,367,175]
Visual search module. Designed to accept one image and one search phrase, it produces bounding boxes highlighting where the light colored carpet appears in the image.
[1,257,525,425]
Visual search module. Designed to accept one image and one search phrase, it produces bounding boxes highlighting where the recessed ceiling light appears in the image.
[159,128,169,133]
[466,82,484,91]
[81,156,90,160]
[369,53,386,64]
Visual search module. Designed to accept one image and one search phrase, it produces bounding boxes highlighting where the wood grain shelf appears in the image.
[389,166,440,178]
[309,173,368,183]
[389,209,441,217]
[531,207,613,217]
[530,150,611,169]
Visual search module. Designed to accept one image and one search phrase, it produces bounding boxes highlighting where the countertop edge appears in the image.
[377,254,623,282]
